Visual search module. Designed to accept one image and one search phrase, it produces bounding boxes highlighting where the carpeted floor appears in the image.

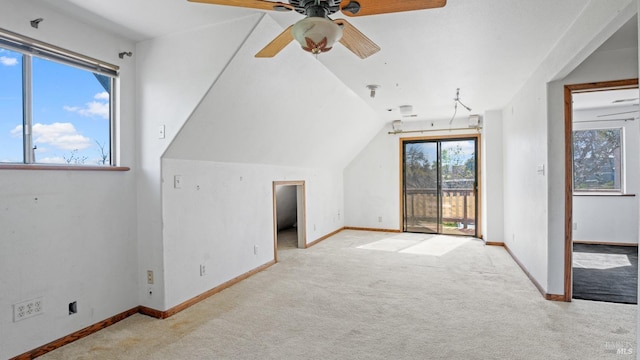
[573,243,638,304]
[40,231,636,359]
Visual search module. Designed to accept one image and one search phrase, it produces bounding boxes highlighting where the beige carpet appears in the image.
[40,230,636,359]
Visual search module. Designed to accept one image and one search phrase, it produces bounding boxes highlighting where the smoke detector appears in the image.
[399,105,413,116]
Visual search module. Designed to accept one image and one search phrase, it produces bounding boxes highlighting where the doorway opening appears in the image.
[273,181,306,262]
[401,135,481,237]
[564,79,639,302]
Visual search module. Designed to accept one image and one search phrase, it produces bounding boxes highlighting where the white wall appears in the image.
[344,118,489,232]
[481,110,504,243]
[572,105,639,244]
[0,1,138,358]
[501,0,635,295]
[161,159,344,308]
[163,17,382,170]
[153,14,381,310]
[135,13,264,310]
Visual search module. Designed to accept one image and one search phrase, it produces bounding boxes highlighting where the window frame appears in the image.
[0,26,127,171]
[572,126,624,195]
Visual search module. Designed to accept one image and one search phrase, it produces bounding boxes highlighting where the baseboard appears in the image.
[484,241,504,246]
[343,226,402,233]
[145,260,277,319]
[545,293,565,301]
[10,260,277,359]
[138,305,164,319]
[573,240,638,247]
[10,307,139,360]
[306,227,345,248]
[501,243,566,302]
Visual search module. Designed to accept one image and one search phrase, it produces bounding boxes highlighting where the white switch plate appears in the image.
[174,175,182,189]
[159,125,165,139]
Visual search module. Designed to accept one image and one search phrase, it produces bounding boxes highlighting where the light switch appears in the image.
[174,175,182,189]
[537,164,545,175]
[159,125,165,139]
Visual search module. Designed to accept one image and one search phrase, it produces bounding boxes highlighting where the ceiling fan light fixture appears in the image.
[291,17,343,55]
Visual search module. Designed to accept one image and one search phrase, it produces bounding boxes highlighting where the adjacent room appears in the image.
[571,84,639,304]
[1,0,639,359]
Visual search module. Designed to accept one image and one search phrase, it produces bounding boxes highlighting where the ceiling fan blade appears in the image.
[188,0,294,12]
[255,25,294,57]
[333,19,380,59]
[341,0,446,17]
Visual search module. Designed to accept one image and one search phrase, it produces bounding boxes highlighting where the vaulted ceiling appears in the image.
[36,0,611,124]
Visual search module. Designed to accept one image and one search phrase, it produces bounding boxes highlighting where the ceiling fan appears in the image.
[188,0,446,59]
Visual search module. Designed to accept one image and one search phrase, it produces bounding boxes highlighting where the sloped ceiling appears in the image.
[163,15,382,169]
[37,0,595,124]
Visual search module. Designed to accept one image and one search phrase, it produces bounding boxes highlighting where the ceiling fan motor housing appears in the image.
[289,0,341,17]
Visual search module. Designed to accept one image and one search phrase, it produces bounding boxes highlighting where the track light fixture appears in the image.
[449,88,473,124]
[118,51,133,59]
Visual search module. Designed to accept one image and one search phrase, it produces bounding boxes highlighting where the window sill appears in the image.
[573,193,635,197]
[0,164,130,171]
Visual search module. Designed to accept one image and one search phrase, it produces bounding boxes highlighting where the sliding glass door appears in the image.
[403,137,478,237]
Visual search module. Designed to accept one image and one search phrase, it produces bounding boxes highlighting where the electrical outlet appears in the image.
[573,222,578,230]
[147,270,154,284]
[254,245,258,255]
[13,297,43,322]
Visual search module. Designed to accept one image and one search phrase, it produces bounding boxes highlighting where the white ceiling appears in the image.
[37,0,637,123]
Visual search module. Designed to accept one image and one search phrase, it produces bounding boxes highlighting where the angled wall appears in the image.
[160,15,382,309]
[134,13,264,310]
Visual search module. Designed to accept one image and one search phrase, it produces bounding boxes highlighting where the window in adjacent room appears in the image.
[572,128,623,192]
[0,31,118,166]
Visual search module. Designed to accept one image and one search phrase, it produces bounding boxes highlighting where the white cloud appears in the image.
[94,92,109,100]
[64,95,109,119]
[37,156,66,164]
[79,101,109,119]
[63,105,80,112]
[10,125,22,137]
[0,56,18,66]
[30,122,92,150]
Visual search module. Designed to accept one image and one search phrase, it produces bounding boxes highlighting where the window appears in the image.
[0,29,118,166]
[573,128,623,192]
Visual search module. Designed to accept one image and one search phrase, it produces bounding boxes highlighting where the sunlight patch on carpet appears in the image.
[390,233,433,241]
[400,235,470,256]
[357,238,421,252]
[357,235,469,256]
[573,252,632,270]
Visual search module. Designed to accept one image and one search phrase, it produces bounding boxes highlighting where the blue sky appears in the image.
[0,47,110,164]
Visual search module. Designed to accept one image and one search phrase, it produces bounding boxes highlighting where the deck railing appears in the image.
[405,188,475,228]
